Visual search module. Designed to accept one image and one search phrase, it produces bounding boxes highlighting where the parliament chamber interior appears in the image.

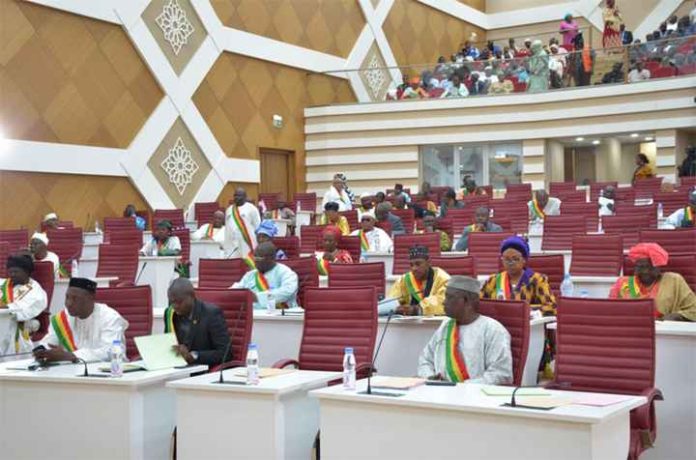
[1,0,696,459]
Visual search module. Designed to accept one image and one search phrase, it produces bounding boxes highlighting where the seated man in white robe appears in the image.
[29,232,61,276]
[191,210,226,246]
[0,255,48,355]
[35,277,128,363]
[417,276,512,384]
[527,190,561,221]
[350,214,393,254]
[231,242,299,309]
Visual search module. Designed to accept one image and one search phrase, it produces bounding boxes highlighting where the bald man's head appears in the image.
[212,210,225,228]
[234,188,247,206]
[254,242,277,273]
[168,278,196,316]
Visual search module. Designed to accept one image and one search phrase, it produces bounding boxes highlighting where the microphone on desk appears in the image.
[74,357,109,378]
[214,301,247,385]
[502,384,563,410]
[362,310,394,396]
[134,262,148,285]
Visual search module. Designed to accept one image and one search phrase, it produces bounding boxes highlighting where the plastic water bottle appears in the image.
[95,220,102,235]
[560,274,575,297]
[246,343,260,385]
[657,203,664,220]
[110,340,123,377]
[266,292,276,314]
[71,259,79,277]
[342,347,356,390]
[151,242,158,257]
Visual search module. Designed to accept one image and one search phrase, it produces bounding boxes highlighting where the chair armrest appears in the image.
[114,281,135,288]
[272,358,300,369]
[631,387,663,430]
[356,362,374,379]
[208,360,245,374]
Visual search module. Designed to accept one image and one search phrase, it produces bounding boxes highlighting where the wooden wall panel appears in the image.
[0,171,149,231]
[211,0,365,58]
[383,0,486,66]
[0,0,163,148]
[460,0,486,11]
[193,52,356,194]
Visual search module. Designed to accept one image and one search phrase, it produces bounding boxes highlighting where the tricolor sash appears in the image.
[404,272,425,304]
[358,230,369,251]
[531,198,545,220]
[445,319,470,382]
[205,223,215,239]
[1,279,13,305]
[683,207,694,227]
[619,276,662,318]
[254,271,270,292]
[231,205,254,251]
[317,258,330,276]
[164,305,176,334]
[51,310,77,352]
[466,224,479,233]
[243,251,256,269]
[57,263,70,279]
[495,272,512,300]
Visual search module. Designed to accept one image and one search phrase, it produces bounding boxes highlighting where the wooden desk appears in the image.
[0,360,206,460]
[169,369,338,460]
[313,381,646,460]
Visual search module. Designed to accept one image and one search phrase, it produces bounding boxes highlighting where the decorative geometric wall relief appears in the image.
[359,44,392,102]
[142,0,207,75]
[147,118,212,209]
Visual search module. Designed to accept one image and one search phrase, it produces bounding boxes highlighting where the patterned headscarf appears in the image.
[409,245,430,260]
[256,220,278,238]
[500,236,530,259]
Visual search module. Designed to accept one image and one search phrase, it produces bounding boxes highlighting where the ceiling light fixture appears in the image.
[630,133,639,138]
[645,137,654,141]
[575,137,584,141]
[592,140,600,145]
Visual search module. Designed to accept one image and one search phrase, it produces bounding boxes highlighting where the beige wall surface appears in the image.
[486,0,571,14]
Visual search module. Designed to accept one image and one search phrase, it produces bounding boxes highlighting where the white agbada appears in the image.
[191,223,225,245]
[224,202,261,258]
[349,228,393,253]
[36,251,61,276]
[322,186,352,211]
[39,303,128,362]
[417,315,512,385]
[527,197,562,220]
[0,278,47,354]
[598,196,615,216]
[140,236,182,255]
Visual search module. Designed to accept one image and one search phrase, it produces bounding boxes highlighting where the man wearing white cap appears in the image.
[42,212,60,232]
[29,232,61,276]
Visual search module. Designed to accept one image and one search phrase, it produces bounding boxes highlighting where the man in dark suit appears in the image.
[165,278,230,366]
[620,24,633,45]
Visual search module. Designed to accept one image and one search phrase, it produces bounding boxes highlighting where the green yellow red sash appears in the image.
[404,271,425,303]
[57,263,70,279]
[358,230,369,251]
[317,258,330,276]
[531,198,545,220]
[466,224,478,233]
[205,223,215,239]
[619,276,661,318]
[254,271,270,292]
[495,272,512,300]
[164,306,175,334]
[51,310,77,352]
[231,205,254,251]
[684,207,694,226]
[1,279,13,305]
[243,251,256,269]
[445,319,470,382]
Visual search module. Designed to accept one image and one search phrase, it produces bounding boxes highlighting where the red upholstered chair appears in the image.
[173,228,191,264]
[273,236,300,259]
[570,234,623,276]
[259,193,281,211]
[549,297,662,460]
[560,202,599,232]
[338,210,359,232]
[556,189,587,203]
[194,202,222,225]
[468,232,514,276]
[375,219,392,236]
[623,253,696,291]
[105,229,143,251]
[0,242,8,277]
[198,258,248,288]
[639,229,696,254]
[542,215,586,251]
[153,209,184,229]
[47,228,83,274]
[430,256,476,277]
[300,225,326,254]
[293,192,317,213]
[603,214,653,249]
[461,195,490,209]
[328,262,385,298]
[104,217,138,232]
[651,66,676,78]
[590,181,618,201]
[478,299,530,386]
[194,288,254,370]
[652,191,689,216]
[614,187,636,202]
[31,261,55,341]
[281,257,319,308]
[549,182,577,197]
[95,285,153,360]
[527,254,565,294]
[615,203,657,227]
[490,202,529,234]
[338,236,361,262]
[391,208,415,233]
[680,176,696,189]
[393,233,441,275]
[0,229,29,253]
[445,208,475,234]
[505,183,532,200]
[273,287,377,378]
[633,177,663,200]
[436,218,455,245]
[96,244,139,286]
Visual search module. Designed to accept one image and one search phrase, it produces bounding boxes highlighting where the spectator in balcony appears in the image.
[516,38,532,58]
[508,38,520,55]
[400,77,429,99]
[527,40,549,93]
[462,41,480,60]
[434,56,449,76]
[620,24,633,45]
[602,0,623,48]
[503,46,516,60]
[549,44,565,88]
[658,22,668,37]
[468,73,486,95]
[439,188,465,218]
[628,61,651,82]
[666,15,679,33]
[601,62,625,84]
[572,33,594,86]
[441,74,469,98]
[559,13,579,50]
[487,40,503,56]
[632,153,656,183]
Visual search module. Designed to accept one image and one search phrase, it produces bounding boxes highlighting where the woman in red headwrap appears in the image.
[316,226,353,276]
[609,243,696,321]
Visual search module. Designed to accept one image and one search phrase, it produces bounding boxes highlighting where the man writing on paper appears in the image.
[389,246,450,316]
[35,278,128,363]
[191,210,226,245]
[224,188,261,258]
[164,278,231,365]
[418,276,512,384]
[0,255,48,355]
[232,242,299,309]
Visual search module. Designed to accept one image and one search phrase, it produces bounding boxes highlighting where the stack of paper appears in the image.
[371,377,425,390]
[231,368,296,379]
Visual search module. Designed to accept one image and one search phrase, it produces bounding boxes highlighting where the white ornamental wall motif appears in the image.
[161,137,199,195]
[156,0,195,55]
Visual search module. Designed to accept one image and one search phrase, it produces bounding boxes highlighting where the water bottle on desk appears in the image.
[110,340,124,377]
[71,259,79,277]
[266,292,276,314]
[342,347,356,390]
[95,220,102,235]
[657,203,663,220]
[560,274,575,297]
[246,343,260,385]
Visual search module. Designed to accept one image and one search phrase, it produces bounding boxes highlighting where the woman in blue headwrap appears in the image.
[255,220,287,260]
[480,236,557,316]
